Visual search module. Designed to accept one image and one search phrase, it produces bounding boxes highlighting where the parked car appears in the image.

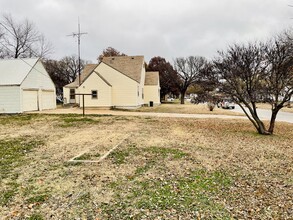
[218,99,235,109]
[56,95,63,104]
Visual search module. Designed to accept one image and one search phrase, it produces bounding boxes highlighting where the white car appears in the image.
[219,99,235,109]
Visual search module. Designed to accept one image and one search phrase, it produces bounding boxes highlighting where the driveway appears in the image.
[232,105,293,123]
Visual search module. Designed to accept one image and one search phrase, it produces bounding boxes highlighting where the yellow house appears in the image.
[63,56,160,109]
[144,72,160,106]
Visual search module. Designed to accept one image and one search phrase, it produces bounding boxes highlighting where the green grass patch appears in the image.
[27,213,44,220]
[60,116,97,127]
[0,137,45,179]
[0,114,39,125]
[26,193,50,204]
[73,152,101,161]
[103,169,232,219]
[132,169,231,211]
[109,150,130,165]
[0,182,20,205]
[64,161,83,166]
[135,160,156,175]
[77,192,91,204]
[109,145,188,166]
[145,146,188,159]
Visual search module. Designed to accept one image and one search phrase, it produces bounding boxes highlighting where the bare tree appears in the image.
[214,37,293,135]
[147,56,179,100]
[43,55,88,96]
[36,35,53,58]
[0,26,4,58]
[60,55,90,83]
[263,34,293,133]
[0,14,52,58]
[174,56,207,104]
[191,61,219,108]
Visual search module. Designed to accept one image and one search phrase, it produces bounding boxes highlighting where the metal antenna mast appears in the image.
[67,18,87,86]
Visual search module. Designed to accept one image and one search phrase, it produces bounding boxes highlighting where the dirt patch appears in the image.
[0,114,292,219]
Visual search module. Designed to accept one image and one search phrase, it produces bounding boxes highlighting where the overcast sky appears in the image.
[1,0,292,63]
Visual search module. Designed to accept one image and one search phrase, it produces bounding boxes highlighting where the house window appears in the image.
[92,90,98,99]
[70,89,75,99]
[142,88,144,99]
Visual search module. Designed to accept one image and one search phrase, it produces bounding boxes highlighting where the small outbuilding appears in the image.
[0,58,56,113]
[144,71,160,106]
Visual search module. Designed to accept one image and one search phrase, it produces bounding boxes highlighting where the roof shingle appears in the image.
[102,56,144,83]
[145,71,159,86]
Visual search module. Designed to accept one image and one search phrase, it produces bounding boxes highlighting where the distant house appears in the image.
[63,55,160,108]
[144,71,160,106]
[0,58,56,113]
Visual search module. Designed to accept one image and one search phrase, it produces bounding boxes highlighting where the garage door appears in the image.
[42,91,55,110]
[23,90,38,111]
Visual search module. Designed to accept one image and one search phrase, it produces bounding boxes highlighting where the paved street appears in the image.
[232,105,293,123]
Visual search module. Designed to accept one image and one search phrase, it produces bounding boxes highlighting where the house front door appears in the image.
[69,89,76,103]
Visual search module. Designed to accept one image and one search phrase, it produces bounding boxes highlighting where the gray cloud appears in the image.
[1,0,292,63]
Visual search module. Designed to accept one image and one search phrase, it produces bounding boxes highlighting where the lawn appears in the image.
[134,103,244,116]
[0,114,292,219]
[134,100,293,115]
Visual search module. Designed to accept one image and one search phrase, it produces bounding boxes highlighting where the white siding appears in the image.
[96,63,139,108]
[63,87,71,104]
[41,90,56,110]
[21,60,56,111]
[78,72,112,107]
[0,86,21,113]
[22,90,38,111]
[21,61,55,91]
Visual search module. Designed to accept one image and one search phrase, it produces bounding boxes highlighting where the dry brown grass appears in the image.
[0,114,292,219]
[136,103,244,116]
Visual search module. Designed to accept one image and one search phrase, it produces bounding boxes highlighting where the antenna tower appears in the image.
[67,18,87,86]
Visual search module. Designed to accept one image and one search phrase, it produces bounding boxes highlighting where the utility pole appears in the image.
[67,18,87,86]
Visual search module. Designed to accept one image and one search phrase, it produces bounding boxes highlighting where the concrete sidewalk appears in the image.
[32,107,248,120]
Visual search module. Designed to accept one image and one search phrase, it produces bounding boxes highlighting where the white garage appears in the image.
[23,90,39,111]
[0,58,56,114]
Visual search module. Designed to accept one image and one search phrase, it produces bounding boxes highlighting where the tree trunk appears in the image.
[180,91,186,104]
[250,110,271,135]
[256,121,271,135]
[268,109,279,134]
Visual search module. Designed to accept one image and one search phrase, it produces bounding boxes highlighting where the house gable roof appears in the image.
[101,56,144,83]
[65,64,98,88]
[93,71,112,87]
[65,64,112,88]
[0,58,39,86]
[145,71,159,86]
